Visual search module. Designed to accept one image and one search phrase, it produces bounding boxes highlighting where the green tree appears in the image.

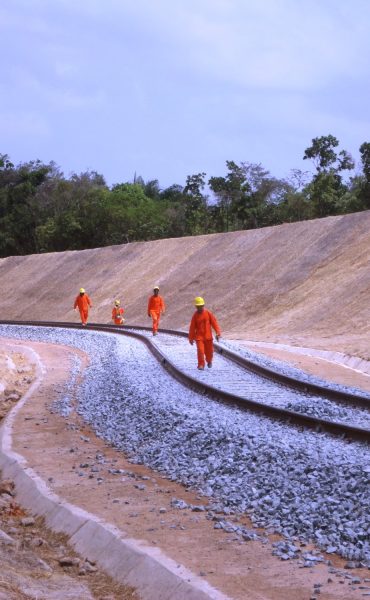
[303,135,354,174]
[0,158,53,256]
[183,173,208,235]
[358,142,370,209]
[33,169,109,251]
[0,153,14,173]
[303,135,355,218]
[209,161,250,231]
[304,172,346,218]
[159,184,187,237]
[209,161,288,231]
[104,183,167,244]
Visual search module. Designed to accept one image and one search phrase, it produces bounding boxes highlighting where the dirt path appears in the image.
[0,342,138,600]
[2,336,370,600]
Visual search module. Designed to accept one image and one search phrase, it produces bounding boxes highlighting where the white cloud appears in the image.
[103,0,370,91]
[54,60,80,79]
[5,1,368,92]
[0,5,49,35]
[0,110,50,137]
[180,2,368,90]
[6,66,105,111]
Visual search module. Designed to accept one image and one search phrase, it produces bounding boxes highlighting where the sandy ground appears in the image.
[1,336,370,600]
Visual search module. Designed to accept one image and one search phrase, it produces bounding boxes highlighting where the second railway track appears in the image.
[0,320,370,443]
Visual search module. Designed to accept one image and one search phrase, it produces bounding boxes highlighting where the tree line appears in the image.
[0,135,369,257]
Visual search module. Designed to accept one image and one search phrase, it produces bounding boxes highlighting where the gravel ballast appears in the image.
[219,338,370,399]
[145,331,370,429]
[1,325,369,566]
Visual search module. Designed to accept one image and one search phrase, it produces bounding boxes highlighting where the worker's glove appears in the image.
[189,340,194,345]
[216,335,220,342]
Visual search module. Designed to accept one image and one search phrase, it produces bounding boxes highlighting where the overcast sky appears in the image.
[1,0,369,187]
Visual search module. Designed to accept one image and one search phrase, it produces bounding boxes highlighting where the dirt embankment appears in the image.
[0,211,369,359]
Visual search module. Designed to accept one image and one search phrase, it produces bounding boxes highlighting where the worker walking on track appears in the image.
[147,286,165,335]
[74,288,92,326]
[189,297,221,370]
[112,299,125,325]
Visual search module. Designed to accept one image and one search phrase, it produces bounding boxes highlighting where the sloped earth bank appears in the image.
[0,211,369,360]
[1,333,370,600]
[0,345,138,600]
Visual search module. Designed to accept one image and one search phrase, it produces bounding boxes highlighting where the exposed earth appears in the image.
[0,210,369,358]
[0,345,137,600]
[0,211,370,599]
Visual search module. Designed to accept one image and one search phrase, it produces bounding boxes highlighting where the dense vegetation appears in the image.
[1,135,369,257]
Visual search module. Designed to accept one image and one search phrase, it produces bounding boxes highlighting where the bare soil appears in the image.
[0,211,369,358]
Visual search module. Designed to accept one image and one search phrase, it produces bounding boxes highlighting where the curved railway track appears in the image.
[0,319,370,443]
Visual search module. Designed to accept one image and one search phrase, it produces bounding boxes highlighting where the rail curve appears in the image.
[0,320,369,443]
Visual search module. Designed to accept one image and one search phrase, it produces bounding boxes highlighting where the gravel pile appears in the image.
[1,325,369,566]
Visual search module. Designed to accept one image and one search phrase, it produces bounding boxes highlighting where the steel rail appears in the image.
[87,322,370,409]
[117,324,370,408]
[0,319,369,443]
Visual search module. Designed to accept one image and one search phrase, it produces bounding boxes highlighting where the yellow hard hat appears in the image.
[79,288,85,293]
[115,299,120,305]
[194,296,205,306]
[153,285,160,290]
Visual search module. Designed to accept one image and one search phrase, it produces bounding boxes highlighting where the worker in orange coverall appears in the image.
[74,288,92,326]
[189,296,221,370]
[147,286,165,335]
[112,299,125,325]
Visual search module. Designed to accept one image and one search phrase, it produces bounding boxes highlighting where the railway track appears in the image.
[0,320,370,443]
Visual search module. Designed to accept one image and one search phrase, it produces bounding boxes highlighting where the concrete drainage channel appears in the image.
[0,343,232,600]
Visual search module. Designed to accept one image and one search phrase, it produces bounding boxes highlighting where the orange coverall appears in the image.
[112,306,125,325]
[74,294,92,325]
[189,309,221,369]
[147,295,165,334]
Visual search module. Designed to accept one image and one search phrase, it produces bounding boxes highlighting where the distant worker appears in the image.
[74,288,92,326]
[147,285,165,336]
[112,299,125,325]
[189,297,221,370]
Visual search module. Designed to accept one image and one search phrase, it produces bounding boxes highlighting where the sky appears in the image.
[1,0,369,188]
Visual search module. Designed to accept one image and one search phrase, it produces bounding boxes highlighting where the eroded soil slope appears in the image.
[0,211,369,358]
